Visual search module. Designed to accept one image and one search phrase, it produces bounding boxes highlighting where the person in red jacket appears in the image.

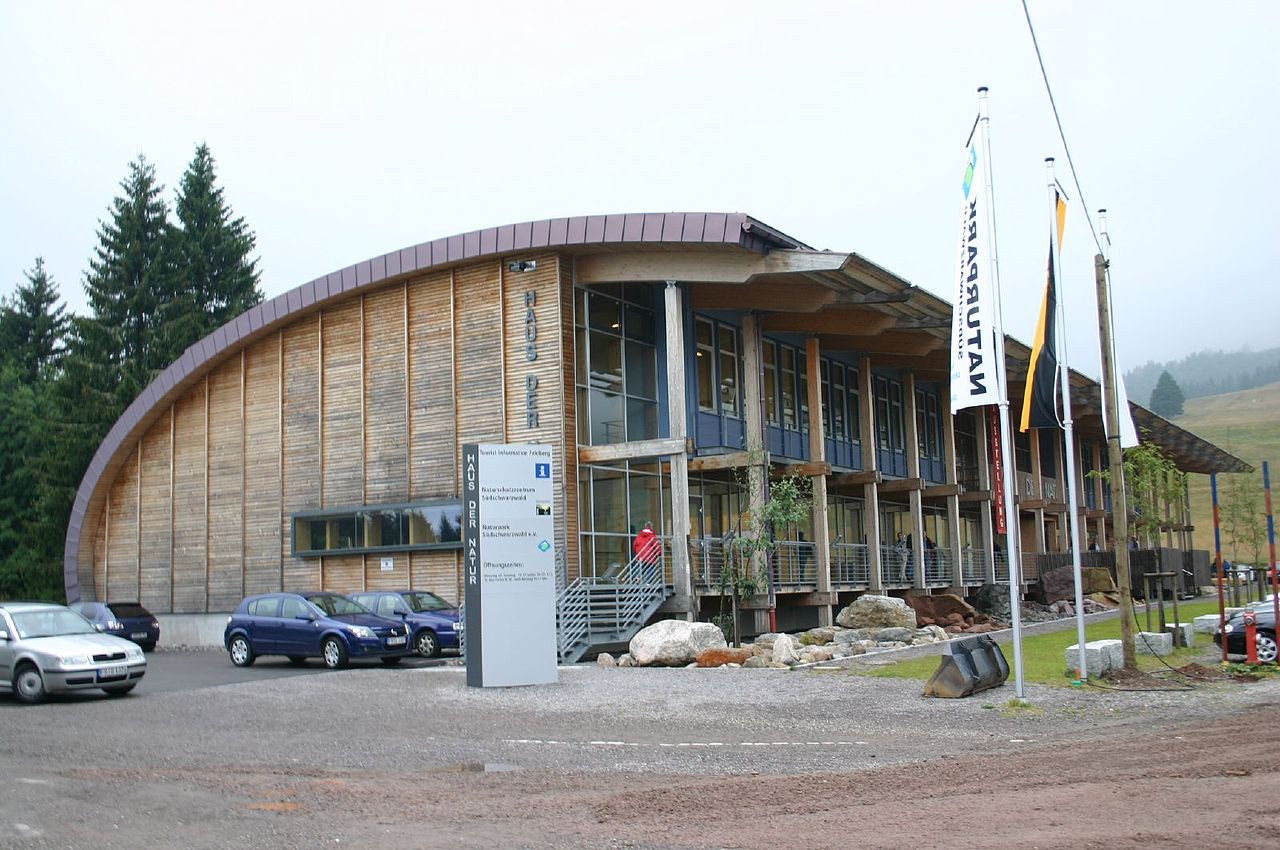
[633,521,662,567]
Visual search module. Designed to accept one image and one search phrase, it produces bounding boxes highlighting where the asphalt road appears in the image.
[1,649,1277,848]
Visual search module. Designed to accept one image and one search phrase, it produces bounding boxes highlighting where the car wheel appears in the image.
[1257,631,1278,664]
[102,684,136,697]
[228,635,256,667]
[13,663,46,704]
[287,656,307,665]
[322,637,349,670]
[139,643,156,653]
[415,629,440,658]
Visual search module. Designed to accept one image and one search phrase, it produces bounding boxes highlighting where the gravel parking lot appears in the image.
[2,646,1279,849]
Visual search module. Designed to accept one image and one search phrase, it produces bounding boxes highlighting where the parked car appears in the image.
[350,590,460,658]
[223,592,412,669]
[1213,602,1278,663]
[0,602,147,703]
[69,601,160,651]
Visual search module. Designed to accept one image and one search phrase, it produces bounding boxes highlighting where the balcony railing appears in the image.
[771,540,817,587]
[831,542,870,587]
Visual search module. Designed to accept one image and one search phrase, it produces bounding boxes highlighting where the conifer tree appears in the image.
[172,143,262,340]
[1148,370,1185,417]
[0,258,68,381]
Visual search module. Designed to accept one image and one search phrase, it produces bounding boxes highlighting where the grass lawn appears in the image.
[864,598,1236,686]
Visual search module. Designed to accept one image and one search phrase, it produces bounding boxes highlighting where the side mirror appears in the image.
[295,612,315,621]
[393,605,410,617]
[93,623,105,632]
[0,630,8,641]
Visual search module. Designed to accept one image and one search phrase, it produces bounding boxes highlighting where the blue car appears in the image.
[223,592,411,669]
[69,601,160,652]
[350,590,460,658]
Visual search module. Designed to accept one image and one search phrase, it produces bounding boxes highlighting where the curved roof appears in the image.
[62,212,798,601]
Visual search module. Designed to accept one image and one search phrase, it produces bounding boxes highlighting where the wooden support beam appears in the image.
[578,436,692,464]
[816,331,943,357]
[760,308,894,335]
[891,317,951,330]
[689,281,839,313]
[1018,498,1048,510]
[833,289,913,305]
[772,461,831,479]
[576,249,850,285]
[878,477,922,494]
[959,490,993,503]
[688,450,761,472]
[921,484,964,499]
[782,591,839,606]
[830,469,882,487]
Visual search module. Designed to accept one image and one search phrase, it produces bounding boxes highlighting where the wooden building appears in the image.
[64,212,1248,639]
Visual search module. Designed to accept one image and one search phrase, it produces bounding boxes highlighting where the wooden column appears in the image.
[1092,441,1108,550]
[743,314,770,634]
[664,281,694,618]
[860,358,882,591]
[805,337,832,625]
[977,406,996,583]
[903,374,925,591]
[942,393,964,593]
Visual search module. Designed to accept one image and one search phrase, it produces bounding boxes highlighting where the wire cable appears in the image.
[1021,0,1104,256]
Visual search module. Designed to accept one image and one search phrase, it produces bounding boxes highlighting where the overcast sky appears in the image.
[2,1,1277,376]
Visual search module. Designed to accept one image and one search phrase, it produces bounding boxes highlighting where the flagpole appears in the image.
[1046,158,1089,680]
[979,86,1026,699]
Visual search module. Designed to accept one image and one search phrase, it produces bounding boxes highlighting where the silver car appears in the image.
[0,602,147,703]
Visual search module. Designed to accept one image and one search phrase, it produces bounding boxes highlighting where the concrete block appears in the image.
[1164,622,1195,648]
[1192,614,1221,634]
[1066,639,1122,674]
[1135,631,1174,656]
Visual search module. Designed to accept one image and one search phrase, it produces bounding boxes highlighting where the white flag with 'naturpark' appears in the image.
[950,141,1001,412]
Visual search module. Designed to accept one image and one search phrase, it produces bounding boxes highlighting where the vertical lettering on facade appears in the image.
[523,288,540,427]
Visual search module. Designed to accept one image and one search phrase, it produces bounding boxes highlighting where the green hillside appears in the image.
[1174,381,1280,563]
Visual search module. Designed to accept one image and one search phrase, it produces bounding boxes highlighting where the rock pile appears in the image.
[904,593,1001,634]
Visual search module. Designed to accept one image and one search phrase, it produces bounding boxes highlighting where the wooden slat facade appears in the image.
[91,252,573,612]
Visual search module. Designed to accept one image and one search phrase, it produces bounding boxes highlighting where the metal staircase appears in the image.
[555,545,671,664]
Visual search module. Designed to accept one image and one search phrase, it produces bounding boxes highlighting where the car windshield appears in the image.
[404,591,452,612]
[304,594,369,616]
[10,609,98,639]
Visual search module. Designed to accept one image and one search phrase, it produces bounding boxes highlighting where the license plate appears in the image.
[131,632,147,639]
[97,664,128,679]
[386,636,406,646]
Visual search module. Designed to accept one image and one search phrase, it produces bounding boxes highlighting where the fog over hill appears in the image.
[1125,346,1280,408]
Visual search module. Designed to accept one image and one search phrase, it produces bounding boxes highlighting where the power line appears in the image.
[1021,0,1104,256]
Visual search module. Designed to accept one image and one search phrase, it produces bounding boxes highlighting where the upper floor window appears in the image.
[574,285,659,445]
[875,376,904,453]
[291,500,464,557]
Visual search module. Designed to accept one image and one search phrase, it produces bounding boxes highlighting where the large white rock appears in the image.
[1164,622,1195,648]
[772,633,799,665]
[1192,614,1222,634]
[1135,631,1174,656]
[1066,639,1122,674]
[835,594,917,630]
[629,620,727,666]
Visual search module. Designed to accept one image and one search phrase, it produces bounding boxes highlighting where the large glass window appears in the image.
[718,325,739,416]
[579,461,668,579]
[875,376,906,454]
[292,501,463,557]
[574,285,660,444]
[780,347,797,429]
[762,341,778,425]
[695,318,715,412]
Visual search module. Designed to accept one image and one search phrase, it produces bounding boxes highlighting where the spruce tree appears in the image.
[1148,370,1185,417]
[0,258,68,381]
[173,143,262,340]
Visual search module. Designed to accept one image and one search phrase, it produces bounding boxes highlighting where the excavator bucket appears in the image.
[923,635,1010,698]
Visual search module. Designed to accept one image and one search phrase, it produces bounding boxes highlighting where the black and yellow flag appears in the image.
[1020,191,1068,431]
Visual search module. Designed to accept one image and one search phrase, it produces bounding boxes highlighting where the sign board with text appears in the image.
[462,443,558,688]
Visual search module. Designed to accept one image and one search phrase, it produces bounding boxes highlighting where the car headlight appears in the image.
[59,654,92,668]
[125,647,145,661]
[439,622,454,631]
[1223,624,1234,634]
[348,625,374,639]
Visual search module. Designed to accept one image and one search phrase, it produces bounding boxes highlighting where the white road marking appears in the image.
[505,739,871,748]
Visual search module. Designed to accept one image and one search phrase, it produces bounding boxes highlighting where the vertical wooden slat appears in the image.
[321,299,362,592]
[364,285,409,590]
[172,384,207,612]
[244,335,283,596]
[282,317,321,592]
[207,359,244,611]
[139,409,172,611]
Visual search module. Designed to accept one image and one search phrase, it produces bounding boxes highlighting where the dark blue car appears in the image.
[69,601,160,652]
[223,592,411,669]
[350,590,460,658]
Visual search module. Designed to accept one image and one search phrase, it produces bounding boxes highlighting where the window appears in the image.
[575,285,661,444]
[293,501,463,557]
[375,595,399,618]
[281,597,309,620]
[762,341,778,425]
[695,318,715,412]
[718,325,739,417]
[248,597,279,617]
[780,347,797,429]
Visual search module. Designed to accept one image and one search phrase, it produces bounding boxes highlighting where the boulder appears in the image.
[970,583,1012,621]
[772,633,799,665]
[808,648,833,662]
[914,625,948,644]
[832,629,863,645]
[906,593,978,627]
[767,662,790,669]
[874,627,914,643]
[629,620,728,666]
[754,632,782,646]
[1039,566,1077,604]
[743,655,767,668]
[800,626,837,645]
[617,653,635,667]
[696,647,754,667]
[1081,567,1117,594]
[835,594,917,630]
[596,652,616,667]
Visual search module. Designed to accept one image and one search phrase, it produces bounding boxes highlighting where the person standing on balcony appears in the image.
[633,521,662,571]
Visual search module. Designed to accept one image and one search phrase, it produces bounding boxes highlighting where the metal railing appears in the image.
[881,544,913,586]
[690,537,729,588]
[994,550,1010,583]
[771,540,817,587]
[831,542,871,587]
[923,547,952,586]
[960,548,987,585]
[556,542,668,663]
